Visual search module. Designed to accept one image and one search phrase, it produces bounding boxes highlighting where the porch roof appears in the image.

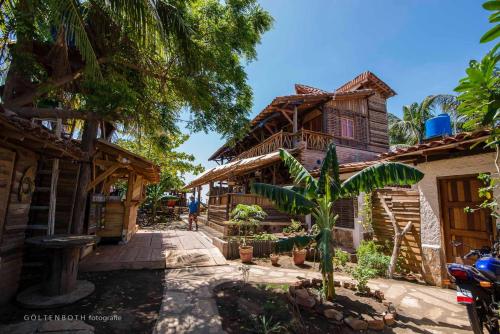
[184,150,284,189]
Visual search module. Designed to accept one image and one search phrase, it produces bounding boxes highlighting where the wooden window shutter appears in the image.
[354,114,367,143]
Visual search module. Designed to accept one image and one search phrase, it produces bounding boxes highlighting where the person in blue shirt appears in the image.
[188,195,199,231]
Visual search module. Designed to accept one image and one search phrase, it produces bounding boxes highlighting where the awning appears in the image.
[184,151,283,189]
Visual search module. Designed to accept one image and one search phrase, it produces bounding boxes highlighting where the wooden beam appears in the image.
[264,123,274,135]
[48,119,62,236]
[86,163,121,192]
[293,106,298,133]
[280,110,293,124]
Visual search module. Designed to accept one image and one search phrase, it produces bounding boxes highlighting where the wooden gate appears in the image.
[372,188,422,274]
[439,175,494,264]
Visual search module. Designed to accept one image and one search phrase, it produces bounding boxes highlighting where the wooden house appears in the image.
[0,113,83,305]
[185,71,395,246]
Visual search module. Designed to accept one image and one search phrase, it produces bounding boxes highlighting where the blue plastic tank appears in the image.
[424,113,452,139]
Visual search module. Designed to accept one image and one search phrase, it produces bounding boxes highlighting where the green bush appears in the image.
[351,265,377,292]
[333,248,350,268]
[283,219,304,234]
[356,240,390,277]
[253,232,278,241]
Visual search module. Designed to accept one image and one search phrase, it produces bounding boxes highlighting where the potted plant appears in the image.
[270,253,280,265]
[230,204,267,263]
[293,246,308,265]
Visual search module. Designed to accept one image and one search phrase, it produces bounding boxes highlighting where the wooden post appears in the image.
[380,196,413,278]
[48,119,62,235]
[122,172,135,242]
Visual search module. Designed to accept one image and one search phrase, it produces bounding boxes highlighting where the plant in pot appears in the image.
[230,204,267,263]
[282,219,304,236]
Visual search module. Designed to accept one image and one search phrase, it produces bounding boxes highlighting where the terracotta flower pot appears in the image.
[270,254,279,266]
[239,245,254,263]
[293,248,307,265]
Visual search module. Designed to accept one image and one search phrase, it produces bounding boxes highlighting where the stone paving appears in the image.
[154,263,472,334]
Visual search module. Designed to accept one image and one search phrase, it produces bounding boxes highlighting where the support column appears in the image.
[196,186,201,215]
[293,105,298,147]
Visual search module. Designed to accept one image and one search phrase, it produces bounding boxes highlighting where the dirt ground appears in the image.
[0,270,165,334]
[214,281,391,334]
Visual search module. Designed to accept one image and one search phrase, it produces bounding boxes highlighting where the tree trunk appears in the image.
[70,118,99,234]
[326,272,335,301]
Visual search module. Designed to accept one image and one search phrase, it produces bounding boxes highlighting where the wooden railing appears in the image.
[234,129,367,160]
[236,131,294,160]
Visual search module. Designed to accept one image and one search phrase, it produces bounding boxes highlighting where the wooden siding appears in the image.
[372,188,423,275]
[0,145,38,305]
[367,92,389,151]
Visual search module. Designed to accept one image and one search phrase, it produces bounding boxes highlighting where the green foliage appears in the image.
[360,192,373,232]
[253,315,285,334]
[388,95,459,145]
[1,0,273,141]
[356,241,390,277]
[282,220,304,234]
[253,232,278,241]
[341,162,424,197]
[230,204,267,244]
[333,248,350,268]
[251,143,424,301]
[481,1,500,44]
[350,265,377,293]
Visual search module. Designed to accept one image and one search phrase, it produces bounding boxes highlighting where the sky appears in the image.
[179,0,493,194]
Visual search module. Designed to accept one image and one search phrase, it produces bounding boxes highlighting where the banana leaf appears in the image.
[279,149,318,194]
[275,235,314,253]
[317,143,341,196]
[316,229,334,274]
[340,162,424,196]
[251,183,315,215]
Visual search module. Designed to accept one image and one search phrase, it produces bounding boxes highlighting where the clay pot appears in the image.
[293,248,307,265]
[270,254,280,266]
[239,245,254,263]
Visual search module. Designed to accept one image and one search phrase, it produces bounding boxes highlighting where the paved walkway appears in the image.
[80,229,226,271]
[154,264,471,334]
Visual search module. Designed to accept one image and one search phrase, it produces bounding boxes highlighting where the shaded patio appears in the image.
[80,230,227,272]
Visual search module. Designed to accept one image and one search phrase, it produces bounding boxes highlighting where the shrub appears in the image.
[333,248,350,268]
[356,240,390,277]
[351,265,377,293]
[253,232,278,241]
[230,204,267,245]
[283,219,304,234]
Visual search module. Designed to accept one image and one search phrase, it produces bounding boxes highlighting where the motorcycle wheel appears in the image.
[466,302,499,334]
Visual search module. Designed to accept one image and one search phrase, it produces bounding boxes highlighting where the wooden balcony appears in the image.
[234,129,366,160]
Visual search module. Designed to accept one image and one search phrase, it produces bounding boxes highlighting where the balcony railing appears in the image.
[236,131,294,160]
[234,129,368,161]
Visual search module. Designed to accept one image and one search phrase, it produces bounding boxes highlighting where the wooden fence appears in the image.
[372,188,423,275]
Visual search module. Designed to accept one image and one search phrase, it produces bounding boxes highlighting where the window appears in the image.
[334,198,355,229]
[340,118,354,139]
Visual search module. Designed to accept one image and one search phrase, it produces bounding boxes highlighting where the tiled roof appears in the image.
[336,71,396,98]
[0,112,83,159]
[294,84,328,95]
[379,129,491,159]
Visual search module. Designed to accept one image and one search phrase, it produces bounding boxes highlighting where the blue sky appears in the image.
[179,0,492,188]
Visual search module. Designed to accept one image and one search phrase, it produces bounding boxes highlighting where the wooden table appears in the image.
[17,235,98,308]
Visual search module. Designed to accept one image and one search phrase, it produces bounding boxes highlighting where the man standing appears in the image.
[188,195,199,231]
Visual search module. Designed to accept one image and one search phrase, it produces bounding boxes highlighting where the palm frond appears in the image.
[251,182,314,215]
[340,162,424,196]
[317,143,341,196]
[51,0,101,78]
[279,149,317,192]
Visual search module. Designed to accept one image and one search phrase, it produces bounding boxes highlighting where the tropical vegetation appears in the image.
[388,94,459,145]
[251,144,424,300]
[0,0,273,233]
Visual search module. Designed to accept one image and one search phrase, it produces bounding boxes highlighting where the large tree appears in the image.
[0,0,272,233]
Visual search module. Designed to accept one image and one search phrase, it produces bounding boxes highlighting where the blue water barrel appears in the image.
[425,113,452,139]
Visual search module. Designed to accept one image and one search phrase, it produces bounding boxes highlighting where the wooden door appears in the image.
[440,175,494,264]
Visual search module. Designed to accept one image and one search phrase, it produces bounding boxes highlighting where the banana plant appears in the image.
[251,143,424,300]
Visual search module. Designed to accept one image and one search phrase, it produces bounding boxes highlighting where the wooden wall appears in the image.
[367,92,389,152]
[0,144,38,305]
[372,188,423,275]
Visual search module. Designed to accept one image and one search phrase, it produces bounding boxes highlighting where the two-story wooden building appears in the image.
[185,71,395,248]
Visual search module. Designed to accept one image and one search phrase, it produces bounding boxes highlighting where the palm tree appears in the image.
[389,94,459,145]
[251,144,424,301]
